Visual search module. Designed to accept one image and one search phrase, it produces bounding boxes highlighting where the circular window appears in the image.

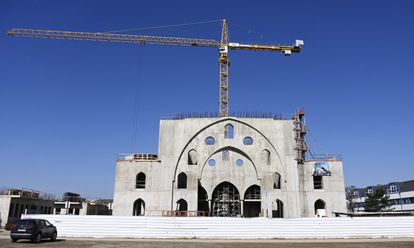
[205,136,215,145]
[208,159,216,166]
[236,159,243,167]
[243,137,253,145]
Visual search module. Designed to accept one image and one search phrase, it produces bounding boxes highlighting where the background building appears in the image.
[54,192,112,216]
[352,180,414,212]
[113,111,347,218]
[0,188,55,228]
[0,190,113,229]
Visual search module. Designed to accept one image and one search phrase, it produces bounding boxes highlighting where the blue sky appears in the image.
[0,0,413,199]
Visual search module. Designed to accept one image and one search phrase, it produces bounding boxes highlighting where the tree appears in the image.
[345,186,357,213]
[364,185,391,212]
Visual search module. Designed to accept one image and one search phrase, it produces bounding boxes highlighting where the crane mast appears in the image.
[8,20,303,117]
[219,20,229,117]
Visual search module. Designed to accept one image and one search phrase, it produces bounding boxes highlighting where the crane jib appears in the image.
[7,28,221,48]
[7,23,303,117]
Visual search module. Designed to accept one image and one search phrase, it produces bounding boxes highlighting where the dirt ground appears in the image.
[1,238,414,248]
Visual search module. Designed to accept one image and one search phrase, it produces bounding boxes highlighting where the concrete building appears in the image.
[0,189,113,228]
[113,111,346,218]
[54,192,113,216]
[0,188,55,228]
[352,180,414,212]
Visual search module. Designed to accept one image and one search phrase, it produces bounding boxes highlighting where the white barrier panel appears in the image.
[22,215,414,239]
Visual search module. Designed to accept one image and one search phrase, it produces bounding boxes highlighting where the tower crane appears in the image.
[8,19,303,117]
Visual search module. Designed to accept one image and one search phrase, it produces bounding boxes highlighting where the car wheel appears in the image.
[51,232,57,241]
[11,238,18,242]
[33,233,42,243]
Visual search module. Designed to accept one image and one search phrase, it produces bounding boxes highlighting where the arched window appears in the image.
[314,199,326,216]
[243,137,253,145]
[136,172,146,189]
[177,172,187,189]
[176,198,188,211]
[188,149,198,165]
[224,124,234,139]
[261,149,271,165]
[222,150,229,161]
[273,172,281,189]
[133,198,145,216]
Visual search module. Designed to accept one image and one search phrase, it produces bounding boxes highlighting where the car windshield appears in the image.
[15,220,36,226]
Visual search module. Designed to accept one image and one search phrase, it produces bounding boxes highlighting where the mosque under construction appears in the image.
[112,110,346,218]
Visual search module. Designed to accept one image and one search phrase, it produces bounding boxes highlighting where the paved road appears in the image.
[1,238,414,248]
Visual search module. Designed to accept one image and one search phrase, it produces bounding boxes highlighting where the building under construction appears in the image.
[113,110,346,218]
[8,20,346,218]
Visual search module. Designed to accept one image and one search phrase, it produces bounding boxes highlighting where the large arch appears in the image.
[132,198,145,216]
[211,181,241,217]
[243,185,261,217]
[199,146,260,180]
[172,118,285,180]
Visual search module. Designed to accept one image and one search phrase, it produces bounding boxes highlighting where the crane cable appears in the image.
[306,127,326,158]
[228,22,266,42]
[100,19,223,34]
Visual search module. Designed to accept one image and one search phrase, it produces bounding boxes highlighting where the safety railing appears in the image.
[161,112,293,120]
[117,153,158,161]
[162,210,209,217]
[308,154,343,161]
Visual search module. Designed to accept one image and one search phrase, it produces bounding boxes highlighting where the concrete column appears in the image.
[208,200,212,216]
[240,199,244,217]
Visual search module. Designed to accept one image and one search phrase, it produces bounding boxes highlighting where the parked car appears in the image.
[10,219,57,243]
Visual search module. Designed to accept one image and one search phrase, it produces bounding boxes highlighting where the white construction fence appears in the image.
[22,214,414,239]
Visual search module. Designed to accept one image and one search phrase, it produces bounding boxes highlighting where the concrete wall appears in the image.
[303,161,347,216]
[22,214,414,239]
[0,196,11,227]
[113,117,346,218]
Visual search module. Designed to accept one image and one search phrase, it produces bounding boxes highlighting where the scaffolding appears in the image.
[293,108,307,164]
[212,184,241,217]
[244,186,261,200]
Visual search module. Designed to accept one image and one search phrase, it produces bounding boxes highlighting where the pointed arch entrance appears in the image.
[212,182,241,217]
[314,199,326,217]
[197,182,209,214]
[243,185,261,217]
[132,198,145,216]
[272,199,284,218]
